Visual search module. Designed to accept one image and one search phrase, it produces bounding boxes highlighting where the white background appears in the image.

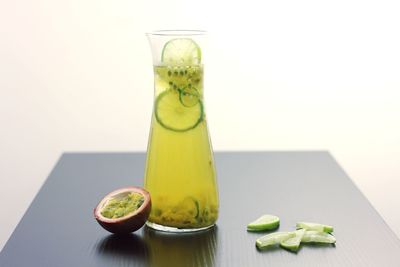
[1,0,400,251]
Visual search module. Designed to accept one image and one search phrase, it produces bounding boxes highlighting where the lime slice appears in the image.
[247,214,280,231]
[179,87,200,107]
[256,232,295,250]
[296,222,334,233]
[301,230,336,244]
[280,229,306,252]
[161,38,201,65]
[155,90,203,132]
[177,197,200,219]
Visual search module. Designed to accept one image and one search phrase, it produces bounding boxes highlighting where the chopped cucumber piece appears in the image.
[247,214,280,231]
[280,229,306,252]
[297,222,334,233]
[302,230,336,244]
[256,232,295,250]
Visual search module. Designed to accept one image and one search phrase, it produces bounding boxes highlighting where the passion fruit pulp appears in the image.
[94,186,151,234]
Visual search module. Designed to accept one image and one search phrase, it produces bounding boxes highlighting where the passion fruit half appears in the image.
[94,186,151,234]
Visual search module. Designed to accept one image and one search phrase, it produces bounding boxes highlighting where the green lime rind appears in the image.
[247,214,280,232]
[194,199,200,219]
[301,230,336,244]
[179,87,200,107]
[256,232,295,250]
[280,229,306,252]
[161,38,202,65]
[154,90,204,132]
[180,197,200,219]
[296,222,334,233]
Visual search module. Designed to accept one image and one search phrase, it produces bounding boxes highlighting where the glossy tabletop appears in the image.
[1,152,400,266]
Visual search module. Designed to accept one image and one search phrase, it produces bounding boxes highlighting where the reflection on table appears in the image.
[95,225,218,267]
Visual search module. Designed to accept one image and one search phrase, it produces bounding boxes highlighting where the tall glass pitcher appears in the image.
[144,30,219,232]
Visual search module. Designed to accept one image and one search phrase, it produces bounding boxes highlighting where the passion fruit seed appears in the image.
[148,196,218,228]
[101,192,144,219]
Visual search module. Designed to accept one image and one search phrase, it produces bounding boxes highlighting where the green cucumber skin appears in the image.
[280,229,306,252]
[296,222,334,233]
[247,215,280,231]
[280,244,300,252]
[301,230,336,244]
[256,232,296,250]
[247,221,279,231]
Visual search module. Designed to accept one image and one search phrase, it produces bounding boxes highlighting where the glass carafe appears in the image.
[144,30,219,232]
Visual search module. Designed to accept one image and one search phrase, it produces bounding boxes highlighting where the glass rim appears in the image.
[146,30,207,36]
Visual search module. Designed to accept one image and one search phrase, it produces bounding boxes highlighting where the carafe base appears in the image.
[146,221,215,233]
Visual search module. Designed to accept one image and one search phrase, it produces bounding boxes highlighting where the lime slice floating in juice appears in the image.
[179,87,200,107]
[161,38,202,65]
[256,232,295,250]
[301,230,336,244]
[247,214,280,231]
[155,90,203,132]
[177,197,200,219]
[280,229,306,252]
[296,222,334,233]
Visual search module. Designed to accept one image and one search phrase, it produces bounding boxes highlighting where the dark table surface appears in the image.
[1,152,400,267]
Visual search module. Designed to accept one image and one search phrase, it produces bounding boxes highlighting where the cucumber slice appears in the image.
[280,229,306,252]
[247,214,280,231]
[256,232,295,250]
[297,222,334,233]
[302,230,336,244]
[155,90,203,132]
[161,38,201,65]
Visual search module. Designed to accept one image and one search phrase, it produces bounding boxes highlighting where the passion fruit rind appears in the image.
[94,186,151,234]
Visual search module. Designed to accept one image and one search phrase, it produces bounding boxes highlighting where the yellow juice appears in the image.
[144,64,219,229]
